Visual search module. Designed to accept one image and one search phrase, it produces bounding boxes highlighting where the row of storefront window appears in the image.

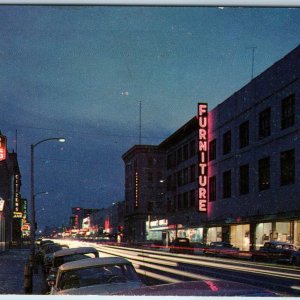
[146,220,300,251]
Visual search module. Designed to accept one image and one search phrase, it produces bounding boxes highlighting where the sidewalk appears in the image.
[0,248,47,295]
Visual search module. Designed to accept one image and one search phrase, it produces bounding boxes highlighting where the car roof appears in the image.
[59,257,131,272]
[53,247,98,258]
[266,241,293,245]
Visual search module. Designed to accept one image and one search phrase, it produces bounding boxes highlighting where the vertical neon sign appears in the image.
[13,174,22,218]
[0,135,7,161]
[198,103,208,212]
[135,172,139,208]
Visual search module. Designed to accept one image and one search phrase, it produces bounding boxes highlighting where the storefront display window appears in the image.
[230,224,250,251]
[294,221,300,248]
[255,223,272,249]
[207,227,222,244]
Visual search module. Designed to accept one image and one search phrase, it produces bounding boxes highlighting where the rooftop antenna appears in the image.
[246,46,257,80]
[15,129,18,153]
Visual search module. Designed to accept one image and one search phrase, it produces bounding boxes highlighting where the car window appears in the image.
[59,264,140,290]
[54,253,97,267]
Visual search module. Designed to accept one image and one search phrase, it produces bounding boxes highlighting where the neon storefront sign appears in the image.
[198,103,208,212]
[0,135,7,161]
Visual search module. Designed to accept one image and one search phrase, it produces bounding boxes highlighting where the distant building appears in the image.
[122,44,300,250]
[0,133,22,250]
[122,145,166,243]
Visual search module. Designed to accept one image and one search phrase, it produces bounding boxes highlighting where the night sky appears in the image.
[1,6,299,230]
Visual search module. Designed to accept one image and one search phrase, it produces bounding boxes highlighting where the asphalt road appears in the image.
[53,239,300,296]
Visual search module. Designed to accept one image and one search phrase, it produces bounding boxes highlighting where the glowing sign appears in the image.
[0,199,4,212]
[13,211,23,219]
[0,135,7,161]
[14,174,21,216]
[198,103,208,212]
[22,199,27,221]
[135,172,139,208]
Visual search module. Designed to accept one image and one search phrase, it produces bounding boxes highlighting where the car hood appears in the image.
[56,281,144,295]
[113,281,278,297]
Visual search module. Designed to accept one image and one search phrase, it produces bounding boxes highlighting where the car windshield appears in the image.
[59,264,140,290]
[54,253,98,268]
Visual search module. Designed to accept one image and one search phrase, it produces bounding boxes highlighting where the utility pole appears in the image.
[139,101,142,144]
[246,46,257,80]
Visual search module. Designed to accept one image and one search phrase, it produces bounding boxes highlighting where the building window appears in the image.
[147,201,153,212]
[190,140,196,158]
[259,157,270,191]
[239,121,249,148]
[147,171,153,182]
[147,157,153,167]
[177,170,183,187]
[177,194,182,210]
[223,170,231,198]
[209,176,216,202]
[239,164,249,195]
[190,190,196,207]
[173,196,177,211]
[177,148,182,164]
[183,144,188,161]
[259,107,271,139]
[280,149,295,185]
[167,152,176,169]
[190,164,196,183]
[183,192,188,209]
[183,168,188,185]
[209,139,216,161]
[223,131,231,155]
[281,94,295,130]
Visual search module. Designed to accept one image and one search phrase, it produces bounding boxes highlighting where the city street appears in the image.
[56,239,300,297]
[1,6,300,298]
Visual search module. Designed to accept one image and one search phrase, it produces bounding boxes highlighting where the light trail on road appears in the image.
[53,239,300,294]
[96,244,300,281]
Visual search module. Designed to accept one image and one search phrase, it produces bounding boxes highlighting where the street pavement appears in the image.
[0,248,46,295]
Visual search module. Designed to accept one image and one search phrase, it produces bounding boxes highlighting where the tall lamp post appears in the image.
[30,137,65,259]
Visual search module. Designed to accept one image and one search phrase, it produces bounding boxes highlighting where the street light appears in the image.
[30,137,65,259]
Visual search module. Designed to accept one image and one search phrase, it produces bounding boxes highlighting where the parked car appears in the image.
[46,247,99,287]
[35,240,56,264]
[252,241,297,263]
[170,238,194,254]
[49,257,144,295]
[290,248,300,266]
[203,242,239,257]
[43,244,69,273]
[114,280,278,296]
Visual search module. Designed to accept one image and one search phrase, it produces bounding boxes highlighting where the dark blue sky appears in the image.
[1,6,299,230]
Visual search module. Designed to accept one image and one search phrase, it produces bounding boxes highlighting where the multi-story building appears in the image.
[0,133,22,250]
[122,44,300,251]
[122,145,166,243]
